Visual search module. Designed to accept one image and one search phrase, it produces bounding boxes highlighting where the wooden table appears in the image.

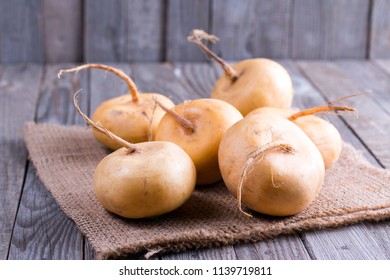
[1,60,390,260]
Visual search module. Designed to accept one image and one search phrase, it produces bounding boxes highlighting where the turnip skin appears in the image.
[58,64,174,150]
[293,116,342,169]
[247,106,343,169]
[211,59,294,116]
[218,113,325,216]
[94,141,196,219]
[155,98,243,185]
[92,93,174,150]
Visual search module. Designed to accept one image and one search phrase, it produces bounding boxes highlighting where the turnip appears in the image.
[218,113,325,216]
[247,102,355,169]
[188,29,294,116]
[58,63,174,150]
[154,98,243,185]
[72,90,196,219]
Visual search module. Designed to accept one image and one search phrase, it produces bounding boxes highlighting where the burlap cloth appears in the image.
[23,122,390,259]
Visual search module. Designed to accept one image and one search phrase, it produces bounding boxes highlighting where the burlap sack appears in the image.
[23,122,390,259]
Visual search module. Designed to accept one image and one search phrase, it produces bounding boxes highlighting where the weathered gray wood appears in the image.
[42,0,82,63]
[89,63,132,113]
[370,0,390,58]
[8,65,90,260]
[298,61,390,168]
[282,60,378,165]
[375,59,390,75]
[84,0,128,62]
[127,0,165,62]
[291,0,370,59]
[36,64,89,125]
[364,221,390,259]
[162,245,237,260]
[302,225,386,260]
[280,60,388,260]
[211,0,291,59]
[336,60,390,116]
[234,235,311,260]
[8,164,85,260]
[0,0,44,63]
[0,65,42,259]
[166,0,211,62]
[294,60,390,259]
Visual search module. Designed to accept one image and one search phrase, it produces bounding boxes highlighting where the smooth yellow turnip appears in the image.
[218,113,325,216]
[72,91,196,219]
[188,30,293,116]
[155,98,243,185]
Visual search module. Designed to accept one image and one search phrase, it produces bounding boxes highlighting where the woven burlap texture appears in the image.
[23,122,390,259]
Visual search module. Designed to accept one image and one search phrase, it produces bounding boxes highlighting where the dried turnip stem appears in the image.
[288,105,356,121]
[73,90,138,153]
[288,94,358,121]
[153,96,195,133]
[237,143,295,218]
[187,29,239,81]
[58,63,140,102]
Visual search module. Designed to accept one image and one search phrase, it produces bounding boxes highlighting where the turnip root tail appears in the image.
[187,29,239,81]
[58,63,140,102]
[73,89,138,153]
[237,142,295,218]
[153,96,195,133]
[288,94,358,121]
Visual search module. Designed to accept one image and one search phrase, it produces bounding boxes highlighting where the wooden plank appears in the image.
[210,0,291,59]
[369,0,390,58]
[8,164,85,260]
[0,65,42,259]
[278,60,388,260]
[336,60,390,116]
[235,235,311,260]
[293,60,389,259]
[127,0,165,62]
[291,0,370,59]
[0,0,44,63]
[162,245,236,260]
[42,0,82,63]
[8,64,90,259]
[84,0,128,62]
[297,61,390,168]
[375,59,390,75]
[302,225,386,259]
[90,63,132,113]
[166,0,211,62]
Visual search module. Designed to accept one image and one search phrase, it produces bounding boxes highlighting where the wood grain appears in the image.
[0,65,42,259]
[166,0,211,62]
[84,0,128,62]
[370,0,390,58]
[336,60,390,116]
[0,0,44,63]
[297,61,390,168]
[162,245,237,260]
[211,0,291,59]
[42,0,82,63]
[127,0,165,62]
[8,64,90,259]
[375,59,390,75]
[235,235,311,260]
[291,0,370,59]
[89,63,132,113]
[281,60,388,260]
